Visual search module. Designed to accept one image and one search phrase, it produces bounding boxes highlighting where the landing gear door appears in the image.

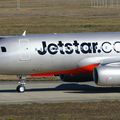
[19,39,30,61]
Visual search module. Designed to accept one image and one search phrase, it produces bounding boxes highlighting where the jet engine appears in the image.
[93,65,120,86]
[60,73,93,82]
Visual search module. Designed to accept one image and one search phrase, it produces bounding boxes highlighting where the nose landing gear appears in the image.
[16,75,26,93]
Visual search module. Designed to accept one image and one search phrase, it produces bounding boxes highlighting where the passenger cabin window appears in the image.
[1,47,7,52]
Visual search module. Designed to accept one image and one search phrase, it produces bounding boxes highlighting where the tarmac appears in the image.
[0,80,120,104]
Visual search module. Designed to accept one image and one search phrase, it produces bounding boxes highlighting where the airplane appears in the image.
[0,31,120,92]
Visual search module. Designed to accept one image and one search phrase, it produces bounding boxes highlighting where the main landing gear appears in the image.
[16,75,26,93]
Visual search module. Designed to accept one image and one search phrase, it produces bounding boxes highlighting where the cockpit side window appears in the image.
[1,47,7,52]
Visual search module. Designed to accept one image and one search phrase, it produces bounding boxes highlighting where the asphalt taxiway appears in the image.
[0,80,120,104]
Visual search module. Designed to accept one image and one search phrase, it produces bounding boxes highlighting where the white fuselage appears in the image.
[0,32,120,75]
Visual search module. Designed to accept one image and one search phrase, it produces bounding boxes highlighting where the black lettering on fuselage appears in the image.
[65,43,73,54]
[58,41,65,54]
[48,43,58,55]
[37,41,47,55]
[37,40,119,55]
[92,42,98,53]
[80,42,92,54]
[73,40,80,54]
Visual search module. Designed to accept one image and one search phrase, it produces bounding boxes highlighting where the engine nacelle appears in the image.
[60,73,93,82]
[93,65,120,86]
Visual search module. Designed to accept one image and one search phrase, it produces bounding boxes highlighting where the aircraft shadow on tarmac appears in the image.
[27,83,120,93]
[0,83,120,93]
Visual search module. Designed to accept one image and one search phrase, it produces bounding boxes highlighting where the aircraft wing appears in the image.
[78,57,120,67]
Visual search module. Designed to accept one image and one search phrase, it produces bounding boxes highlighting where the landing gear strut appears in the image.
[16,75,26,93]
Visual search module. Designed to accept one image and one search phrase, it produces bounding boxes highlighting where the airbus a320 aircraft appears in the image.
[0,31,120,92]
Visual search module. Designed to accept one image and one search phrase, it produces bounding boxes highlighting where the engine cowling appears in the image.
[93,65,120,86]
[60,73,93,82]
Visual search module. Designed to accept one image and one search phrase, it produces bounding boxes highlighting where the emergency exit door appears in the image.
[19,39,30,61]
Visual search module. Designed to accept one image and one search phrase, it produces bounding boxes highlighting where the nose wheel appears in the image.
[16,75,26,93]
[16,85,26,93]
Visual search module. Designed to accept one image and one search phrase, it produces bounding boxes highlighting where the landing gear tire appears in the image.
[16,85,25,93]
[17,75,26,93]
